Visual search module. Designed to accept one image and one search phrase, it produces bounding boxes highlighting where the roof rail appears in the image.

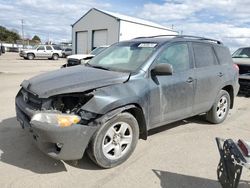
[134,35,223,45]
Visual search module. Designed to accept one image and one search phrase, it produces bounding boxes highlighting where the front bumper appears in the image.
[19,52,27,58]
[15,94,97,160]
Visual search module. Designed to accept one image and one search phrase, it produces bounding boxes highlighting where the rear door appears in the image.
[45,45,53,57]
[149,42,195,127]
[192,42,224,114]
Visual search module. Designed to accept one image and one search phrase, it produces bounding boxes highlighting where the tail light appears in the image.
[238,139,250,156]
[233,64,239,71]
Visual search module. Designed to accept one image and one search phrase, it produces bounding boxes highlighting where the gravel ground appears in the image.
[0,52,250,188]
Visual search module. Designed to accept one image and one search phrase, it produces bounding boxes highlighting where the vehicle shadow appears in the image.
[152,169,250,188]
[17,58,63,61]
[0,117,67,174]
[238,93,250,98]
[148,115,209,136]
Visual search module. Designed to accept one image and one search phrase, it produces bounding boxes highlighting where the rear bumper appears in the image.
[15,95,97,160]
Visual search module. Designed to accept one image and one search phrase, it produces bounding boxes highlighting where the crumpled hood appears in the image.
[21,66,129,98]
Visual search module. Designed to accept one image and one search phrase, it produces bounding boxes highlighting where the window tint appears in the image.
[214,46,232,64]
[46,46,52,50]
[37,46,45,51]
[193,43,216,68]
[155,43,190,72]
[53,46,61,50]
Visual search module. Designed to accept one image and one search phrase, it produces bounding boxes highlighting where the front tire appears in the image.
[27,53,34,60]
[52,54,59,60]
[206,90,230,124]
[87,112,139,168]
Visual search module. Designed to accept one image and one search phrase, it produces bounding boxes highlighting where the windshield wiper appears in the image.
[85,63,110,71]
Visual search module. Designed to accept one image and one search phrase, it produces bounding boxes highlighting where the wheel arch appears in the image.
[95,104,148,140]
[222,85,234,109]
[27,52,35,57]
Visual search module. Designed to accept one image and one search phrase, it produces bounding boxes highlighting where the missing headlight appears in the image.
[51,93,93,113]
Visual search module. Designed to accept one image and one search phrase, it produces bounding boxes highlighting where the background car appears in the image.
[20,45,62,60]
[232,47,250,95]
[61,45,108,68]
[62,47,72,58]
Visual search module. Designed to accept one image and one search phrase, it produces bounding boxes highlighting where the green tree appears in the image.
[32,35,41,43]
[0,26,21,43]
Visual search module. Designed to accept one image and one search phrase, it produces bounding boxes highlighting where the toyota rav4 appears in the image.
[15,35,239,168]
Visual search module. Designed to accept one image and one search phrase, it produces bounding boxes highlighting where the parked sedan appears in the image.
[62,48,72,58]
[61,46,108,68]
[232,47,250,95]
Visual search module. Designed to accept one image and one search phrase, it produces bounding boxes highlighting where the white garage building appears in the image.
[72,8,178,54]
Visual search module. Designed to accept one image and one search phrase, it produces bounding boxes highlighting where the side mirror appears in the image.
[151,63,173,76]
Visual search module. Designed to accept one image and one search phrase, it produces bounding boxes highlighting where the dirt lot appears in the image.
[0,52,250,188]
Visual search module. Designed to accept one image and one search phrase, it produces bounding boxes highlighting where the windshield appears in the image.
[87,42,158,72]
[90,47,107,55]
[232,48,250,58]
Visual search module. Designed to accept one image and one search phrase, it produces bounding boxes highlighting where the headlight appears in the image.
[31,112,81,127]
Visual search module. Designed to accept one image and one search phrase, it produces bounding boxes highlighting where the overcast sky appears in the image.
[1,0,250,51]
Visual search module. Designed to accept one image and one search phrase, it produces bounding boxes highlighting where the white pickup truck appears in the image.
[20,45,62,60]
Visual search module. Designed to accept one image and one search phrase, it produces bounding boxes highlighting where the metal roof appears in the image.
[72,8,176,32]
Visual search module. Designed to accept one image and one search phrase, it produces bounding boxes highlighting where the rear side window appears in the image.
[193,43,216,68]
[214,46,232,64]
[46,46,52,50]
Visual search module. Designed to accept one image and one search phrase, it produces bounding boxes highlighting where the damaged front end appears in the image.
[15,88,100,160]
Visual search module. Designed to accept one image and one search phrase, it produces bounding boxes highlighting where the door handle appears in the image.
[186,77,194,83]
[218,72,224,77]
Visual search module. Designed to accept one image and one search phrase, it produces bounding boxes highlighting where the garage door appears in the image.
[93,30,107,49]
[76,31,88,54]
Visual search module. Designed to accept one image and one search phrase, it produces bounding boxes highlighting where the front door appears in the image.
[149,42,195,127]
[36,46,46,57]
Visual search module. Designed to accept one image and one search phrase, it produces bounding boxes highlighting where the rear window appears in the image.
[214,46,232,64]
[193,43,217,68]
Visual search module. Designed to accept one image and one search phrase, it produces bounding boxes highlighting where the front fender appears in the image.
[81,80,149,115]
[82,88,143,114]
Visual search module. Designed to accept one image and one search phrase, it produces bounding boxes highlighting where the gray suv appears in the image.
[15,35,239,168]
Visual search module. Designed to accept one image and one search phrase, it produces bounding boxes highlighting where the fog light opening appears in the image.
[55,143,63,152]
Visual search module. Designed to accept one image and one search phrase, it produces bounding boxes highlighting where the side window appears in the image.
[155,43,190,73]
[193,43,216,68]
[37,46,45,51]
[46,46,52,50]
[214,46,232,65]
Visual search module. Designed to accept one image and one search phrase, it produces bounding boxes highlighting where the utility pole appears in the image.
[21,19,24,48]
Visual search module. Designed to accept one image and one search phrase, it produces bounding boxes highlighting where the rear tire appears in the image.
[206,90,230,124]
[87,112,139,168]
[52,54,59,60]
[27,53,34,60]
